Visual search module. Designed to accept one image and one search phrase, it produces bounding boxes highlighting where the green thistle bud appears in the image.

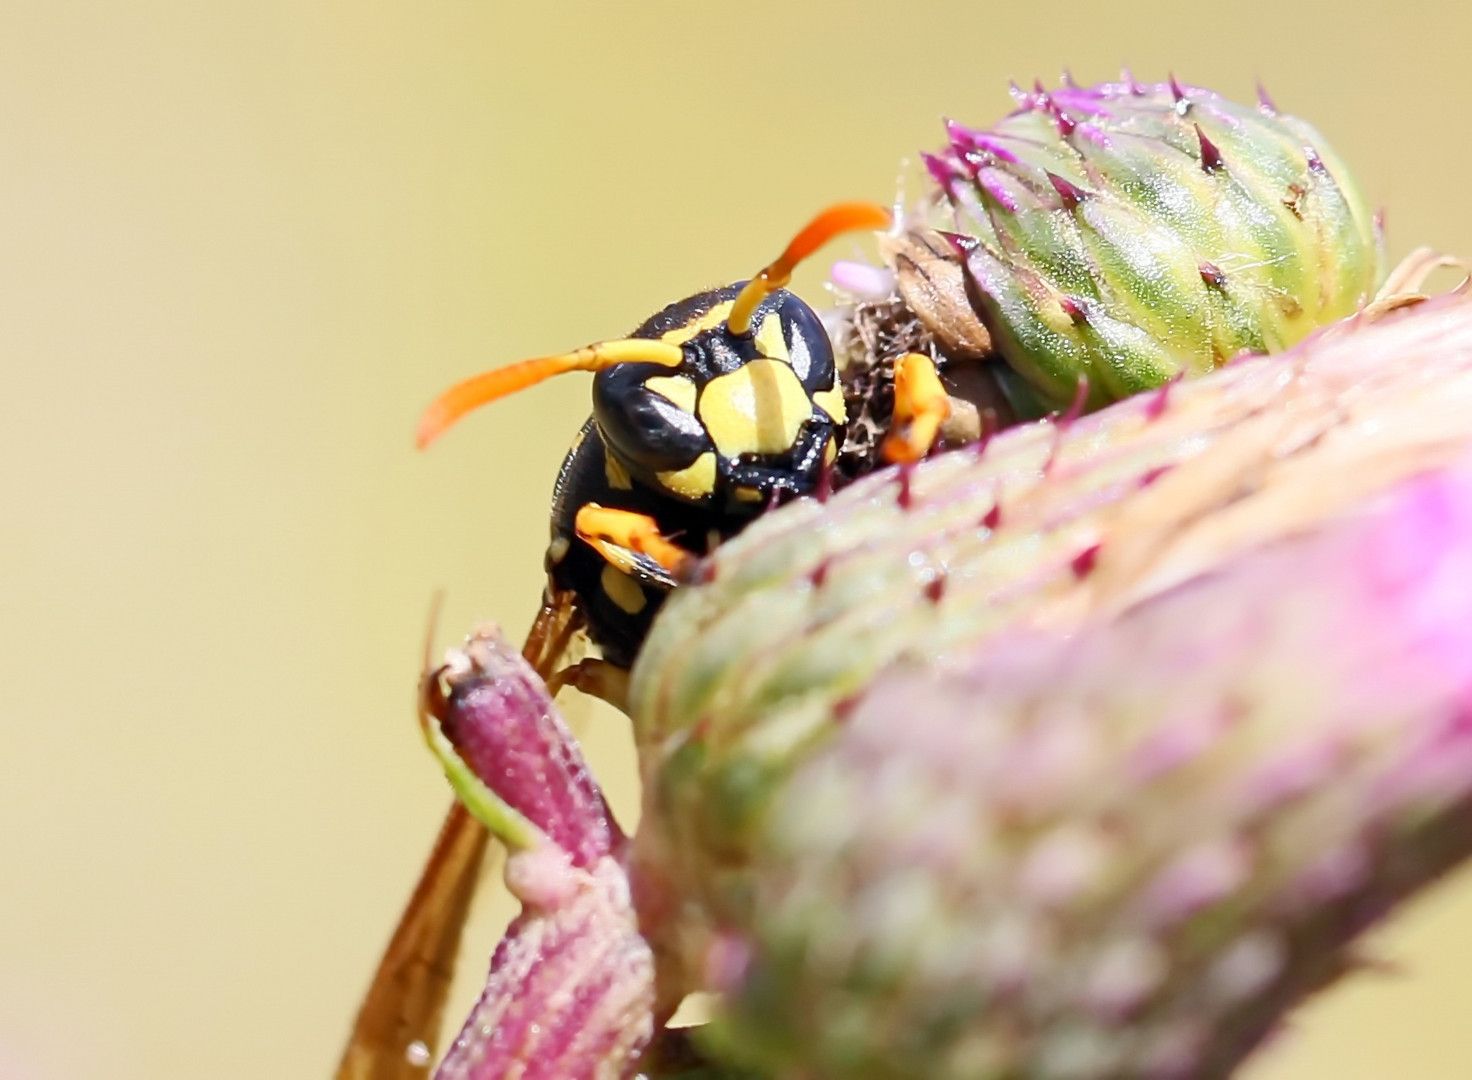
[628,290,1472,1078]
[904,79,1382,414]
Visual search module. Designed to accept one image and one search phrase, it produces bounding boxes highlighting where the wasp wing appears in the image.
[588,539,684,593]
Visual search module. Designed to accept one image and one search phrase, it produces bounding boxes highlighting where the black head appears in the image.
[414,201,890,663]
[416,202,888,513]
[590,283,845,517]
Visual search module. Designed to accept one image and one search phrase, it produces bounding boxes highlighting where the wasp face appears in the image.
[415,200,893,666]
[591,284,847,517]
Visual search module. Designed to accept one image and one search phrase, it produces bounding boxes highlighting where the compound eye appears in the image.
[772,294,837,394]
[592,363,710,474]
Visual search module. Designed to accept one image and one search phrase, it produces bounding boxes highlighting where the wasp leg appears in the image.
[548,657,631,713]
[522,586,586,675]
[574,503,697,585]
[882,353,953,465]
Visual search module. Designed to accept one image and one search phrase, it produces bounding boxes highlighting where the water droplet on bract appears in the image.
[405,1041,431,1068]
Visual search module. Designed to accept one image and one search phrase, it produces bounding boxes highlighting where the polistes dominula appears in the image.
[335,201,957,1080]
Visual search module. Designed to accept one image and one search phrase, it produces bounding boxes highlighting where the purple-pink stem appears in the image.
[425,631,656,1080]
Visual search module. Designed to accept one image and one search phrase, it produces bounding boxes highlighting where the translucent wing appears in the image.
[589,539,684,593]
[333,591,584,1080]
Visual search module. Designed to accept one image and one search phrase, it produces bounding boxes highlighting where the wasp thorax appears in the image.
[591,285,848,516]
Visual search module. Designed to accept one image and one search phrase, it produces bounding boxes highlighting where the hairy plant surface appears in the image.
[632,288,1472,1078]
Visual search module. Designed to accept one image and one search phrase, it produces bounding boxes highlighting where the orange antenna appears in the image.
[726,201,892,336]
[416,338,684,449]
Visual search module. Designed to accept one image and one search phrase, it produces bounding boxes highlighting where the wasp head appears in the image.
[415,201,890,519]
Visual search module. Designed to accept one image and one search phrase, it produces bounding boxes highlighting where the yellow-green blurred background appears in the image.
[5,2,1472,1078]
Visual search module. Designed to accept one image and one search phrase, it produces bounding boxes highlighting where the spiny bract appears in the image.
[917,77,1382,412]
[632,290,1472,1080]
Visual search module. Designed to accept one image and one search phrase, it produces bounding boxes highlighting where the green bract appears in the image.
[628,291,1472,1079]
[919,79,1382,412]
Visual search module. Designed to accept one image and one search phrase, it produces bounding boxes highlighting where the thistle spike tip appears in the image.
[1061,372,1091,424]
[937,230,979,258]
[944,117,975,151]
[1256,79,1279,115]
[920,151,957,194]
[1071,542,1101,577]
[1047,172,1088,210]
[923,571,947,603]
[1169,73,1190,115]
[1048,99,1078,137]
[1057,293,1087,321]
[1195,124,1225,172]
[1144,370,1184,420]
[815,459,834,504]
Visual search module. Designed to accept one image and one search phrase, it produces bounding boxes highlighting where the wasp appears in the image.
[334,201,957,1080]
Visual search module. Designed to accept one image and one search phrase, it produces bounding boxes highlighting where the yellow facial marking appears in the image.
[600,563,648,615]
[813,385,847,424]
[754,313,790,363]
[699,359,810,459]
[604,452,633,491]
[733,485,764,502]
[645,374,698,414]
[656,452,717,501]
[824,437,837,465]
[660,300,735,346]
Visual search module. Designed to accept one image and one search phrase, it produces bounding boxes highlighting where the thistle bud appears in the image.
[423,630,655,1080]
[630,290,1472,1078]
[846,80,1383,420]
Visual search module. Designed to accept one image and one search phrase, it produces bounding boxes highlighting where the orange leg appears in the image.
[882,353,952,464]
[573,503,696,581]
